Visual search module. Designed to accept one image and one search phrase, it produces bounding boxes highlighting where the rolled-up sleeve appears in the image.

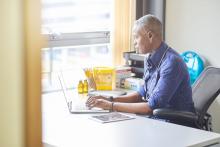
[148,57,184,110]
[137,85,145,97]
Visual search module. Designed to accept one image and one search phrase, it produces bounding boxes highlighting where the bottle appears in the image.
[77,80,84,94]
[83,79,88,93]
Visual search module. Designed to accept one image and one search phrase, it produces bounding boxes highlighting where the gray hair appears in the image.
[133,14,162,37]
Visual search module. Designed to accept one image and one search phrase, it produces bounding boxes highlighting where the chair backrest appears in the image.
[192,66,220,118]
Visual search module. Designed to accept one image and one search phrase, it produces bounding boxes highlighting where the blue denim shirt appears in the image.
[138,42,195,112]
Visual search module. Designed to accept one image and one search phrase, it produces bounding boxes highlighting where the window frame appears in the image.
[43,31,110,48]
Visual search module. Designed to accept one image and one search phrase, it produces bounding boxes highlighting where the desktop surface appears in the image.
[42,90,220,147]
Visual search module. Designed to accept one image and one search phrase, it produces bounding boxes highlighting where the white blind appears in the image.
[41,0,112,34]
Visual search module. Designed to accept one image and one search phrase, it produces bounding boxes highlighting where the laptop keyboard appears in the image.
[68,100,109,113]
[73,103,90,110]
[69,101,90,110]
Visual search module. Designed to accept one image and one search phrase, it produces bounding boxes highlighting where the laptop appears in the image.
[58,74,110,114]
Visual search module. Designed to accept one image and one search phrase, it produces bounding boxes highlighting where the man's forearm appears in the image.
[112,102,152,115]
[113,92,142,103]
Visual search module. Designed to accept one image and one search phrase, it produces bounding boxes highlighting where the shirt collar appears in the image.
[147,41,168,69]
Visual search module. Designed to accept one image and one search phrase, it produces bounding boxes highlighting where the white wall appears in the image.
[0,0,25,147]
[166,0,220,132]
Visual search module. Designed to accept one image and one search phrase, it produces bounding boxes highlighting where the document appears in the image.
[89,112,135,123]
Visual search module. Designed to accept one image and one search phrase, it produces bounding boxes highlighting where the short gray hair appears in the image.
[133,14,162,37]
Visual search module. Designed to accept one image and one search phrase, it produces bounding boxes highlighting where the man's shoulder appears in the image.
[164,49,183,65]
[167,47,182,58]
[161,49,187,72]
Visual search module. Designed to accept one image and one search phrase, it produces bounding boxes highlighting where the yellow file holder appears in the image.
[93,67,114,90]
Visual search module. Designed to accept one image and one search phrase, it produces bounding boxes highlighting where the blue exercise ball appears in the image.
[181,51,204,85]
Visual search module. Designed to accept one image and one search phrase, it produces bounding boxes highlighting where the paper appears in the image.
[89,112,135,123]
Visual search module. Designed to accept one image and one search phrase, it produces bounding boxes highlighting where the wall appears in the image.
[0,0,25,147]
[166,0,220,132]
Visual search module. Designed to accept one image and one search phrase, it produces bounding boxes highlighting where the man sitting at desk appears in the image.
[86,14,195,115]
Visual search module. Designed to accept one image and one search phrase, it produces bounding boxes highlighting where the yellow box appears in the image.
[93,67,114,90]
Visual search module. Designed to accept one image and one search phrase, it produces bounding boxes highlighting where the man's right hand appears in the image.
[86,95,111,109]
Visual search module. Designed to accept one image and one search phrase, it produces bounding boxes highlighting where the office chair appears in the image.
[153,66,220,131]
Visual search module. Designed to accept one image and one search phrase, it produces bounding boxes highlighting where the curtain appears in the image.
[112,0,136,65]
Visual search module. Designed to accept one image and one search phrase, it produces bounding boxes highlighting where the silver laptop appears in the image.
[58,74,110,114]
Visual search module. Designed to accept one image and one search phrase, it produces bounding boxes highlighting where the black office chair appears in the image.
[153,66,220,131]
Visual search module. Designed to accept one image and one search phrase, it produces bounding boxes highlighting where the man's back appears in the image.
[162,47,195,112]
[139,42,195,113]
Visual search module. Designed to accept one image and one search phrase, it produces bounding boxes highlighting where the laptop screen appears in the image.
[58,74,72,111]
[58,73,110,113]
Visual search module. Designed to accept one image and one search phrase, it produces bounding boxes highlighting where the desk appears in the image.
[42,91,220,147]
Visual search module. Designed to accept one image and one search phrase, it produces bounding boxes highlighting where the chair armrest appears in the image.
[153,108,198,123]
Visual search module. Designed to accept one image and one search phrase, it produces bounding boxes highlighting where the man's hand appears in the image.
[86,95,112,110]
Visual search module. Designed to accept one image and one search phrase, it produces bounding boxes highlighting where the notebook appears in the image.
[58,74,110,114]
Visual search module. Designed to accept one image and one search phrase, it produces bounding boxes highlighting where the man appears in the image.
[86,14,195,115]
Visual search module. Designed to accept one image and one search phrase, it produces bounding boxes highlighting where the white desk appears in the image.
[42,91,220,147]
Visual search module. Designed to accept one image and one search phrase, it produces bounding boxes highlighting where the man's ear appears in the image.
[148,31,153,39]
[145,31,153,40]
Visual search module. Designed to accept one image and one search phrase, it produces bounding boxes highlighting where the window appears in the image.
[41,0,113,93]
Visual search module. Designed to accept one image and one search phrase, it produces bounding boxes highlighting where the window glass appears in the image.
[41,0,112,93]
[42,44,112,92]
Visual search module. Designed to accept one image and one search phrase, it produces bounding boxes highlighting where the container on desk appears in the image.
[93,67,114,90]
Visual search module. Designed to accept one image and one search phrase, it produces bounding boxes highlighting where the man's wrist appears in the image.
[109,96,113,102]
